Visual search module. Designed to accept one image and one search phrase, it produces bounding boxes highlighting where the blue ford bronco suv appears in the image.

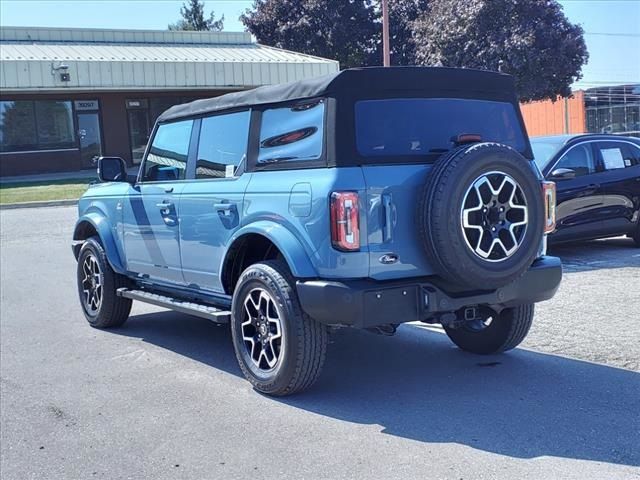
[73,67,562,396]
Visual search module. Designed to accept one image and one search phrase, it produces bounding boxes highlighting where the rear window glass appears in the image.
[355,98,526,158]
[258,100,324,165]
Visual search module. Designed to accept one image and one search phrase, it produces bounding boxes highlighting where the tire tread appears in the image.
[231,260,327,396]
[78,237,132,328]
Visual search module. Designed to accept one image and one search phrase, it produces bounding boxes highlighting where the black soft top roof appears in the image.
[158,66,516,122]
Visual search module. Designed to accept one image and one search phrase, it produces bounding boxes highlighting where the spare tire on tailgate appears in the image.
[418,142,544,289]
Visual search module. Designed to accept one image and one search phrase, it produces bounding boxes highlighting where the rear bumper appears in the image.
[296,256,562,328]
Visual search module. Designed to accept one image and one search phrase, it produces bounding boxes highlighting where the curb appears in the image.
[0,199,78,210]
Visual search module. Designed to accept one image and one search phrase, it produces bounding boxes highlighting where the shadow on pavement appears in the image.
[115,311,640,467]
[548,236,639,272]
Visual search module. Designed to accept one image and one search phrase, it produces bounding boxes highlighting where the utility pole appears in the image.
[382,0,390,66]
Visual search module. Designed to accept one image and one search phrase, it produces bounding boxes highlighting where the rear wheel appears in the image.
[76,237,132,328]
[230,260,327,396]
[444,304,534,354]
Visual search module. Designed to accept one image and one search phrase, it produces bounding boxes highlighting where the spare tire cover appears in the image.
[418,142,544,289]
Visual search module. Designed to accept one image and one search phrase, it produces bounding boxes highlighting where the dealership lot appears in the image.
[1,206,639,479]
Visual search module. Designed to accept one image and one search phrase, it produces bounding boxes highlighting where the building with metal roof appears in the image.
[0,27,339,176]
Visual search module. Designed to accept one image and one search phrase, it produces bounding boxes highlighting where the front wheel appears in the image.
[444,304,534,354]
[76,237,132,328]
[230,260,327,396]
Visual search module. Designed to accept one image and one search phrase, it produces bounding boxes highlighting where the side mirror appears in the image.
[97,156,128,183]
[549,168,576,180]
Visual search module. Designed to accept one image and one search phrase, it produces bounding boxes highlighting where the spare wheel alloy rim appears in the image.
[460,171,528,262]
[241,288,284,371]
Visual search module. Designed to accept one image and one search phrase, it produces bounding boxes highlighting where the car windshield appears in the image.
[530,138,567,170]
[354,98,526,160]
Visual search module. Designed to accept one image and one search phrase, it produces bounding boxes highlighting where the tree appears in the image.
[241,0,380,69]
[168,0,224,32]
[412,0,588,101]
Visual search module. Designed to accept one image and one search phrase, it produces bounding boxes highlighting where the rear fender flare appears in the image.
[223,221,318,280]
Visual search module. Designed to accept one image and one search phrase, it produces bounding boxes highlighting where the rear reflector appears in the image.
[542,181,556,234]
[330,192,360,251]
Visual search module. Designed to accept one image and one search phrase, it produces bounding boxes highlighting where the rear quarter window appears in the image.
[257,100,325,166]
[355,98,526,159]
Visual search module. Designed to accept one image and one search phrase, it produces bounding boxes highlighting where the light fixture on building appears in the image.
[51,61,70,82]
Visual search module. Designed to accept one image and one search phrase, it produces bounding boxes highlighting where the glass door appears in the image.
[127,109,151,165]
[77,112,103,168]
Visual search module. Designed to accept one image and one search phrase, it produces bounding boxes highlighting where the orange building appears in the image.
[520,91,586,137]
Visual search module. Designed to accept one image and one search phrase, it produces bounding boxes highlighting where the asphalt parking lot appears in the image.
[1,206,639,480]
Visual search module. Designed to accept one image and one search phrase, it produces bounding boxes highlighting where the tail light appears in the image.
[542,181,556,233]
[330,192,360,251]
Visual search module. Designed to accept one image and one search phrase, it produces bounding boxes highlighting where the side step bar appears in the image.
[117,288,231,324]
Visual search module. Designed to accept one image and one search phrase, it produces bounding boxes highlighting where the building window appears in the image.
[196,110,251,179]
[126,97,201,164]
[585,84,640,136]
[258,100,325,165]
[0,100,75,153]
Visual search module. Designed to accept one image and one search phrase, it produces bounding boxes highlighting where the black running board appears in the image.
[117,288,231,324]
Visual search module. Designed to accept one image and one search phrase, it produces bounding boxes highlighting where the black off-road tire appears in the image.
[418,143,544,289]
[444,304,535,354]
[230,260,327,396]
[77,237,132,328]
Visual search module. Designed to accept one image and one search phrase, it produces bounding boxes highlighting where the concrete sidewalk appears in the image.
[1,166,139,184]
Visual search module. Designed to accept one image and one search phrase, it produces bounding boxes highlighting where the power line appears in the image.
[585,32,640,37]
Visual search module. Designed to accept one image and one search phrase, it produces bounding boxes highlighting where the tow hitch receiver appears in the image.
[464,306,480,321]
[438,306,481,329]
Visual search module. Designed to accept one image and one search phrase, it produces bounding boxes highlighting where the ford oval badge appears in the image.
[379,253,399,265]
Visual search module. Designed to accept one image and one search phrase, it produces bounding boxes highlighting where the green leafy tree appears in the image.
[169,0,224,31]
[241,0,380,68]
[412,0,588,101]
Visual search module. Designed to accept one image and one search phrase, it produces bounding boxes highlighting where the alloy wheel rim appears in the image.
[461,171,528,262]
[81,254,103,314]
[241,288,283,371]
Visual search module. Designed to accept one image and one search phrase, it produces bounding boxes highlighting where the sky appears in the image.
[1,0,638,90]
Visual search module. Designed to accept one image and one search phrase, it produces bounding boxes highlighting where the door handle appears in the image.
[156,202,174,209]
[382,194,393,242]
[588,183,600,189]
[214,203,236,216]
[164,187,174,193]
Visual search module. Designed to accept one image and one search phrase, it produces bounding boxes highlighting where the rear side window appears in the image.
[196,110,250,179]
[555,144,596,177]
[257,100,325,165]
[355,98,526,159]
[142,120,193,182]
[595,141,640,170]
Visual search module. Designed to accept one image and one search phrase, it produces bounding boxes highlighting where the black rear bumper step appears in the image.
[296,256,562,329]
[117,288,231,323]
